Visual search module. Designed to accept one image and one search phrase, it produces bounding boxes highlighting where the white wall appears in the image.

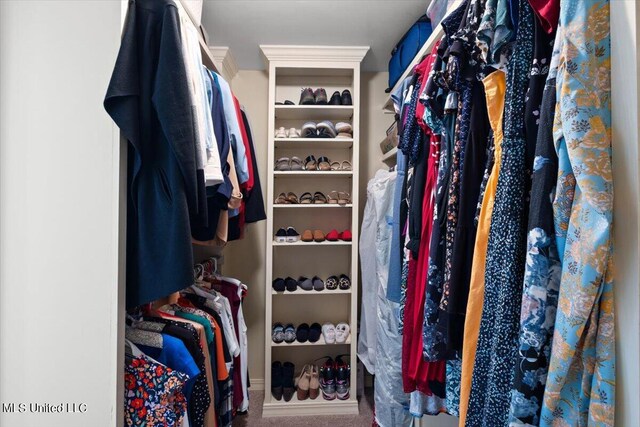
[226,70,270,388]
[611,1,640,425]
[0,2,124,426]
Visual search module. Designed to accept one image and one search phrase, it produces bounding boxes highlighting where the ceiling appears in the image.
[201,0,429,72]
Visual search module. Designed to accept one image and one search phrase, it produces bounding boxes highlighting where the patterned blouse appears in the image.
[125,354,189,427]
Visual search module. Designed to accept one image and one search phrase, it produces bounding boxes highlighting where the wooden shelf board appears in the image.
[272,240,352,247]
[275,105,354,120]
[262,393,358,417]
[274,171,353,177]
[272,288,352,295]
[381,147,398,163]
[273,204,353,209]
[270,335,351,347]
[274,138,353,149]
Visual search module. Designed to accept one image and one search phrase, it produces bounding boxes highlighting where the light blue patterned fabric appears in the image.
[540,1,615,425]
[466,1,534,425]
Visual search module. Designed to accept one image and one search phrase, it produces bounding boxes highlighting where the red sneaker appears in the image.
[326,229,340,241]
[339,230,352,241]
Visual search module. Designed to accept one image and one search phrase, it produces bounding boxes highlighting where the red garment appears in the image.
[177,297,198,309]
[528,0,560,34]
[402,133,445,394]
[401,44,445,394]
[402,256,421,392]
[233,97,254,192]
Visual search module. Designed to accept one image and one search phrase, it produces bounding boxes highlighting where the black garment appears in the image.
[209,310,232,364]
[163,323,210,427]
[406,133,428,257]
[241,110,266,224]
[524,18,555,204]
[398,153,410,267]
[449,0,486,82]
[104,0,198,307]
[227,215,242,242]
[439,80,490,352]
[182,293,233,364]
[423,52,446,122]
[437,0,469,66]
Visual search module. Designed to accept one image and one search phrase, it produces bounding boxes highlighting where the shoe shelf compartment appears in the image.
[273,170,353,177]
[274,138,353,149]
[273,204,353,209]
[270,335,352,347]
[272,240,352,247]
[274,105,354,120]
[261,45,368,418]
[262,393,358,418]
[272,288,352,295]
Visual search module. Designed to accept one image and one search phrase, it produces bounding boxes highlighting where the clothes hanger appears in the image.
[125,311,140,325]
[124,339,135,363]
[194,263,204,281]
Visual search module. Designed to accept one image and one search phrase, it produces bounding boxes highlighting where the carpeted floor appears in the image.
[232,388,374,427]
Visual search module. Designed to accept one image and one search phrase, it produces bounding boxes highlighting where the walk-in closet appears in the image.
[1,1,638,427]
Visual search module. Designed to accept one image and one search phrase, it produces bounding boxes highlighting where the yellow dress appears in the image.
[458,69,506,426]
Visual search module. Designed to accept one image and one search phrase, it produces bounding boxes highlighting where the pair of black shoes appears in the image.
[272,361,295,401]
[299,88,353,105]
[328,90,352,106]
[272,277,298,292]
[300,88,328,105]
[275,227,300,243]
[296,323,322,343]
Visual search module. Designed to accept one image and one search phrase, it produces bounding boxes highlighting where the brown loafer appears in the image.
[301,230,314,242]
[313,230,325,242]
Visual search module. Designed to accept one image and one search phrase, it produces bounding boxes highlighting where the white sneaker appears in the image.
[275,127,288,138]
[321,323,336,344]
[288,128,300,138]
[335,323,350,343]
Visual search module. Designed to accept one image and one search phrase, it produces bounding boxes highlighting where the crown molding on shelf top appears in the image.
[208,46,239,81]
[259,45,370,65]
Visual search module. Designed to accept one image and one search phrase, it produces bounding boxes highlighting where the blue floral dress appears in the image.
[508,24,560,427]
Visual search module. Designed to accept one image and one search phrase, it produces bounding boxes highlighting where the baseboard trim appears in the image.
[262,396,359,417]
[249,378,265,391]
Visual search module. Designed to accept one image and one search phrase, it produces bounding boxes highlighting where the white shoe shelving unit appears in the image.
[260,45,368,417]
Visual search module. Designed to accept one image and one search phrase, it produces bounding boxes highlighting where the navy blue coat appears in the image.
[105,0,199,308]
